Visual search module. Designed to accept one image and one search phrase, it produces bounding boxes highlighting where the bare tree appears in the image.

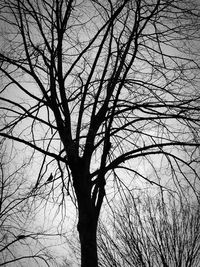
[97,192,200,267]
[0,140,60,267]
[0,1,200,266]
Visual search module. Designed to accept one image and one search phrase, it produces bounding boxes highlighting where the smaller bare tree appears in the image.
[0,141,60,267]
[97,192,200,267]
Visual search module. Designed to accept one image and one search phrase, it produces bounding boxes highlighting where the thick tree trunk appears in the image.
[71,159,102,267]
[76,187,99,266]
[78,213,98,267]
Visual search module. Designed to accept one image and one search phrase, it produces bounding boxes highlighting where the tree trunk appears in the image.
[72,159,101,267]
[78,211,98,267]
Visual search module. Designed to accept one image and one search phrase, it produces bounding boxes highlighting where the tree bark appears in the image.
[72,159,99,267]
[78,209,98,267]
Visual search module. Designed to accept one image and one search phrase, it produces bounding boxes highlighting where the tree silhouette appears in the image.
[0,1,200,266]
[0,140,57,267]
[97,192,200,267]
